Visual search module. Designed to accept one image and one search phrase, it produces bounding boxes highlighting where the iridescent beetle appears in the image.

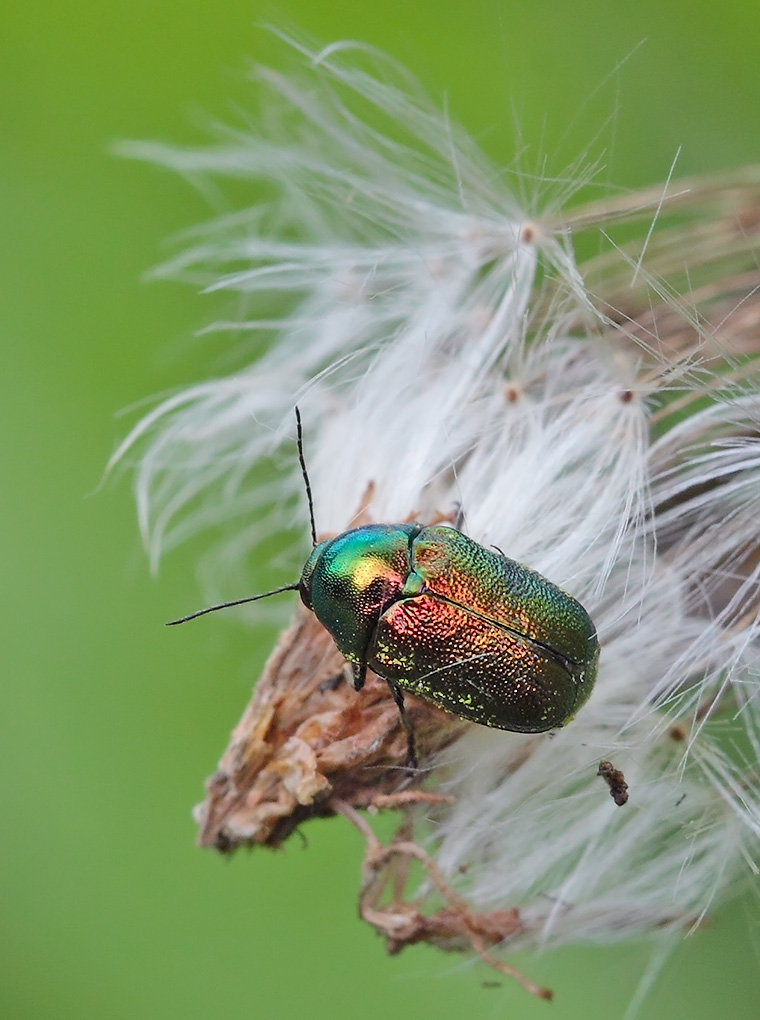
[169,410,599,768]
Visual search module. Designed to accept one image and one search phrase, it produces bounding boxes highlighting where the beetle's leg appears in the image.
[453,501,466,531]
[386,680,418,771]
[351,661,367,692]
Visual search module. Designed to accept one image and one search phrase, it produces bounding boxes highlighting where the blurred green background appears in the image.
[3,2,759,1018]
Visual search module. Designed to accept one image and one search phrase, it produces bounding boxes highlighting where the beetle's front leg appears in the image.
[350,661,367,692]
[385,680,418,772]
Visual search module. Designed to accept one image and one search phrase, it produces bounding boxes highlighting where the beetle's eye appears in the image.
[298,576,314,610]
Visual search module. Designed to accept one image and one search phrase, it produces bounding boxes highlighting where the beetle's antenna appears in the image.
[295,406,318,547]
[166,584,300,626]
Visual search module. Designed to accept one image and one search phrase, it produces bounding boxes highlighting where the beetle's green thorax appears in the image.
[299,524,421,663]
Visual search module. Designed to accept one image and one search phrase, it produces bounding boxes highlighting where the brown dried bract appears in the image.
[191,520,550,996]
[193,602,467,851]
[192,590,551,997]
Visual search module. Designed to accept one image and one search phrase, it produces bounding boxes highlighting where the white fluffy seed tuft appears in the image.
[114,37,760,965]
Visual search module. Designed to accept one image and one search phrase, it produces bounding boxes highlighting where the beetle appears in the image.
[169,410,599,769]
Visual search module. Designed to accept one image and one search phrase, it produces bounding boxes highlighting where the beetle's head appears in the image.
[298,524,419,661]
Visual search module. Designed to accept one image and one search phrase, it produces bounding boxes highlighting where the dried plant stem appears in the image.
[332,798,552,1001]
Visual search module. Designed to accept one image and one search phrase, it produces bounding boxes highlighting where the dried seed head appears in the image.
[115,36,760,1000]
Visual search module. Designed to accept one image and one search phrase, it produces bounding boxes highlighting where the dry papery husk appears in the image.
[194,170,760,1001]
[193,573,549,995]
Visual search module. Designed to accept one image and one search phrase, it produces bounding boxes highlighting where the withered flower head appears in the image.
[114,37,760,1001]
